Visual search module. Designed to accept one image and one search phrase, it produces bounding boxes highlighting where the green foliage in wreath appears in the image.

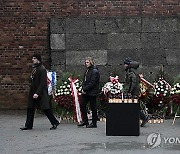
[52,71,82,119]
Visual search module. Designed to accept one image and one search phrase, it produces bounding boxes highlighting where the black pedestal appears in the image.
[106,103,140,136]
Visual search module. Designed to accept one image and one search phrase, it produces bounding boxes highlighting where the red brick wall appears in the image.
[0,0,179,109]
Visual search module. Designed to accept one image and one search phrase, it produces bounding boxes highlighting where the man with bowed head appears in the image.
[78,57,100,128]
[20,53,59,130]
[123,57,149,127]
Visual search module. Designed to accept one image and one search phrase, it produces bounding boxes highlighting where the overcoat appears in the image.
[124,61,140,97]
[27,64,50,110]
[82,65,100,96]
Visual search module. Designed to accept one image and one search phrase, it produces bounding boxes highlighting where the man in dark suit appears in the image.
[78,57,100,128]
[20,53,59,130]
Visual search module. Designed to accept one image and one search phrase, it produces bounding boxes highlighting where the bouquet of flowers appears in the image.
[170,82,180,105]
[102,76,123,97]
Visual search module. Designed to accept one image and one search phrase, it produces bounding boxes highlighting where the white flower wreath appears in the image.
[153,78,171,97]
[170,82,180,95]
[102,76,123,95]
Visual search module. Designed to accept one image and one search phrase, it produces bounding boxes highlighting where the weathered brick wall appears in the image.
[0,0,179,109]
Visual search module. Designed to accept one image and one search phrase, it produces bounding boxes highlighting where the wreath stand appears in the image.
[172,106,180,125]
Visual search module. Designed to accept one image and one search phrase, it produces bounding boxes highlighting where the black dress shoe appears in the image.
[77,122,89,127]
[20,127,32,130]
[86,123,97,128]
[50,122,59,130]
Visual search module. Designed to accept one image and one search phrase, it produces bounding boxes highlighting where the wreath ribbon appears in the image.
[68,77,82,123]
[110,76,119,84]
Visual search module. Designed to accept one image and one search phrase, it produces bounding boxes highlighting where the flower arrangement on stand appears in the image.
[154,78,171,97]
[53,74,82,123]
[170,82,180,105]
[139,74,154,121]
[97,76,123,120]
[101,76,124,103]
[170,81,180,118]
[102,76,123,98]
[151,77,171,119]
